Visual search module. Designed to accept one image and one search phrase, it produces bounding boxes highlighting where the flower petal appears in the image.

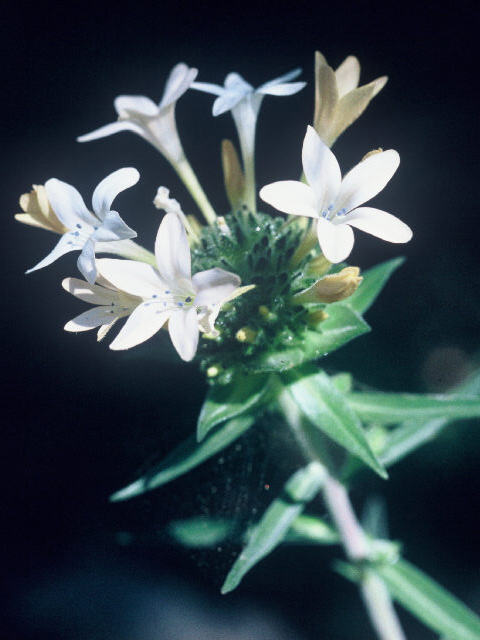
[160,63,198,109]
[259,180,319,218]
[302,126,341,212]
[192,268,241,307]
[64,306,119,332]
[62,277,118,304]
[92,211,137,243]
[335,149,400,213]
[257,68,303,91]
[96,258,163,298]
[330,77,388,145]
[77,120,146,143]
[26,233,80,274]
[257,81,306,96]
[190,81,224,96]
[45,179,96,229]
[316,218,355,263]
[77,239,97,284]
[91,168,140,220]
[114,95,159,117]
[343,207,412,243]
[109,303,169,350]
[155,213,191,285]
[335,56,361,96]
[168,307,199,361]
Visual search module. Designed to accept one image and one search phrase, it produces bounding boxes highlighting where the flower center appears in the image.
[147,290,196,311]
[321,204,347,221]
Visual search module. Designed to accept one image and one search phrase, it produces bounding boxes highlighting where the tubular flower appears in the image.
[260,126,412,263]
[62,276,142,341]
[26,168,139,284]
[96,213,241,361]
[192,69,306,211]
[77,63,197,167]
[314,51,388,146]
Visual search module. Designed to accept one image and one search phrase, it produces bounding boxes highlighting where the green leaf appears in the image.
[330,372,353,393]
[347,392,480,425]
[250,304,370,372]
[283,369,387,478]
[347,257,404,314]
[110,415,255,502]
[221,462,326,593]
[378,559,480,640]
[285,514,339,545]
[168,517,235,548]
[197,371,271,441]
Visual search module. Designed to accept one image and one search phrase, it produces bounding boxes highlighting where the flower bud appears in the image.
[293,267,362,304]
[15,185,67,234]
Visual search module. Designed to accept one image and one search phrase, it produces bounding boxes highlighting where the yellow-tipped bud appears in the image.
[235,327,258,343]
[306,254,332,277]
[307,309,330,326]
[15,185,67,234]
[258,305,277,322]
[207,365,222,378]
[293,267,362,304]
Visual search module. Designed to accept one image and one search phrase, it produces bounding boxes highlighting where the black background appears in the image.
[2,1,480,638]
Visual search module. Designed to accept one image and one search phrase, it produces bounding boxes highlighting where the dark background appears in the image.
[2,1,480,638]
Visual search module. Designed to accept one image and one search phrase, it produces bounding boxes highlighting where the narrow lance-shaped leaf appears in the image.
[346,256,404,314]
[346,392,480,425]
[221,461,326,594]
[250,304,369,372]
[197,371,271,441]
[377,559,480,640]
[110,414,255,502]
[285,513,339,545]
[283,368,387,478]
[377,366,480,468]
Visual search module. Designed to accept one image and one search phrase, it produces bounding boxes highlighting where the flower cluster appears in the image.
[16,53,412,370]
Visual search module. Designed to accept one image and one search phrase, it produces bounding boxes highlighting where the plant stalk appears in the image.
[278,388,407,640]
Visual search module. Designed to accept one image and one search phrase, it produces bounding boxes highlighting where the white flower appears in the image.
[97,213,241,361]
[260,126,412,264]
[77,63,197,166]
[192,69,306,211]
[62,276,142,341]
[26,168,139,284]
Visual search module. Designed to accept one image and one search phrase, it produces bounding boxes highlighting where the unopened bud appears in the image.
[307,309,330,326]
[15,185,67,234]
[293,267,362,304]
[235,326,258,343]
[258,305,277,322]
[207,365,222,378]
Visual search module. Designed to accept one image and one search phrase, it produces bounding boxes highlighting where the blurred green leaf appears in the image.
[285,514,339,544]
[346,257,404,314]
[168,517,235,548]
[347,392,480,425]
[378,559,480,640]
[197,371,271,441]
[283,369,387,478]
[330,372,353,393]
[249,304,370,372]
[221,462,326,593]
[110,415,255,502]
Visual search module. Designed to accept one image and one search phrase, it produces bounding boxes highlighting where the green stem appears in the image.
[175,156,217,225]
[278,388,407,640]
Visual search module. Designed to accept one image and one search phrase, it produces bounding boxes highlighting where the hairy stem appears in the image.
[278,388,407,640]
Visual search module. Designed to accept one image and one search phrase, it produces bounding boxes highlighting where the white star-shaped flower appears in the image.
[97,213,241,361]
[193,69,306,211]
[27,168,139,284]
[260,126,412,263]
[77,63,198,166]
[62,276,142,341]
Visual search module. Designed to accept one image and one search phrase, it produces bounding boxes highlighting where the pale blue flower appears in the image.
[27,168,138,284]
